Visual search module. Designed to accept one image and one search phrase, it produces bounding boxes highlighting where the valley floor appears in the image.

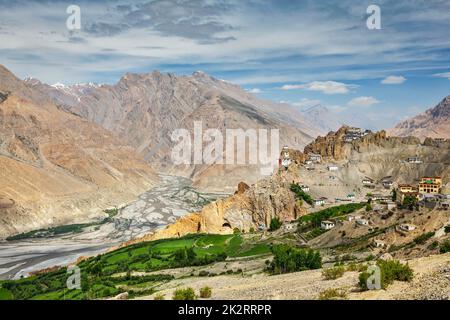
[0,175,225,280]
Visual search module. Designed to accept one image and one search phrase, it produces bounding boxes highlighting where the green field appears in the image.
[0,233,271,300]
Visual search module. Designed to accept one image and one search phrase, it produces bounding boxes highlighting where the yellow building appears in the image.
[418,177,442,194]
[398,184,418,193]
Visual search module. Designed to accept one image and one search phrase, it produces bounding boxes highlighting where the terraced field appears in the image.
[0,233,272,300]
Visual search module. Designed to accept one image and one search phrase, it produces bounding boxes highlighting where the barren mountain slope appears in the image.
[26,70,323,192]
[0,67,158,238]
[389,96,450,140]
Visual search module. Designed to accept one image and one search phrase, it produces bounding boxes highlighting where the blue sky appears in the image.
[1,0,450,129]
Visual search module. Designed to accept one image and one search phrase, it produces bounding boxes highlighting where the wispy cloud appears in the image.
[381,75,406,85]
[433,72,450,79]
[348,96,380,107]
[246,88,262,94]
[281,81,354,95]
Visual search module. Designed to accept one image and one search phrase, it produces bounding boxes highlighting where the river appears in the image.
[0,175,227,280]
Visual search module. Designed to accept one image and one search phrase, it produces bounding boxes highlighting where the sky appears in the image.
[0,0,450,129]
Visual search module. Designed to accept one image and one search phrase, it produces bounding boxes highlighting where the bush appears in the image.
[154,293,165,300]
[318,288,347,300]
[428,241,439,250]
[440,240,450,254]
[269,217,282,231]
[269,244,322,274]
[365,203,372,212]
[359,260,413,290]
[413,232,435,245]
[290,184,314,205]
[198,270,210,277]
[346,262,367,272]
[199,286,212,299]
[172,288,197,300]
[322,265,346,280]
[298,203,365,228]
[444,225,450,234]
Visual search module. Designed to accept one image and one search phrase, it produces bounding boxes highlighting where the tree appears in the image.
[269,244,322,274]
[269,217,282,231]
[391,188,397,202]
[403,195,418,210]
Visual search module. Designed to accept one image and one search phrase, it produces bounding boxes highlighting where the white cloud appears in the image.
[281,81,353,94]
[433,72,450,79]
[246,88,262,94]
[381,75,406,84]
[348,96,380,107]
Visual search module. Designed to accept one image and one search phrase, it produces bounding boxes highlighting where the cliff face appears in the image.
[302,126,421,161]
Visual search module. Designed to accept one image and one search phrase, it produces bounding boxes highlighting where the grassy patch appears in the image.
[3,233,274,300]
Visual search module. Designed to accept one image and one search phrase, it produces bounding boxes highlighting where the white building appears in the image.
[347,214,361,221]
[399,224,416,232]
[308,153,322,163]
[374,240,386,248]
[407,156,422,164]
[356,218,369,226]
[386,201,397,210]
[362,177,375,185]
[314,197,327,206]
[300,185,310,192]
[327,165,339,171]
[321,220,335,230]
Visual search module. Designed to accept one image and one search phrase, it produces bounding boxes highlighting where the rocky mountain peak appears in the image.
[389,95,450,139]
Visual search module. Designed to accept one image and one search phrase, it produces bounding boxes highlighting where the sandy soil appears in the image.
[137,253,450,300]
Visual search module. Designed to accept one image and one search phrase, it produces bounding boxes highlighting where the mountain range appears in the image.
[0,65,158,237]
[23,69,334,191]
[389,96,450,140]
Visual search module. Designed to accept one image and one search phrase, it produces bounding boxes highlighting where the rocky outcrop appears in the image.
[303,126,422,162]
[121,170,306,246]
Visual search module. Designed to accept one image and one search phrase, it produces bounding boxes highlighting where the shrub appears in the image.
[413,232,435,245]
[440,240,450,254]
[347,262,367,272]
[318,288,347,300]
[269,217,282,231]
[269,244,322,274]
[199,286,212,299]
[172,288,197,300]
[322,265,345,280]
[444,225,450,234]
[359,260,413,290]
[154,293,165,300]
[365,203,372,212]
[428,241,439,250]
[290,184,314,205]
